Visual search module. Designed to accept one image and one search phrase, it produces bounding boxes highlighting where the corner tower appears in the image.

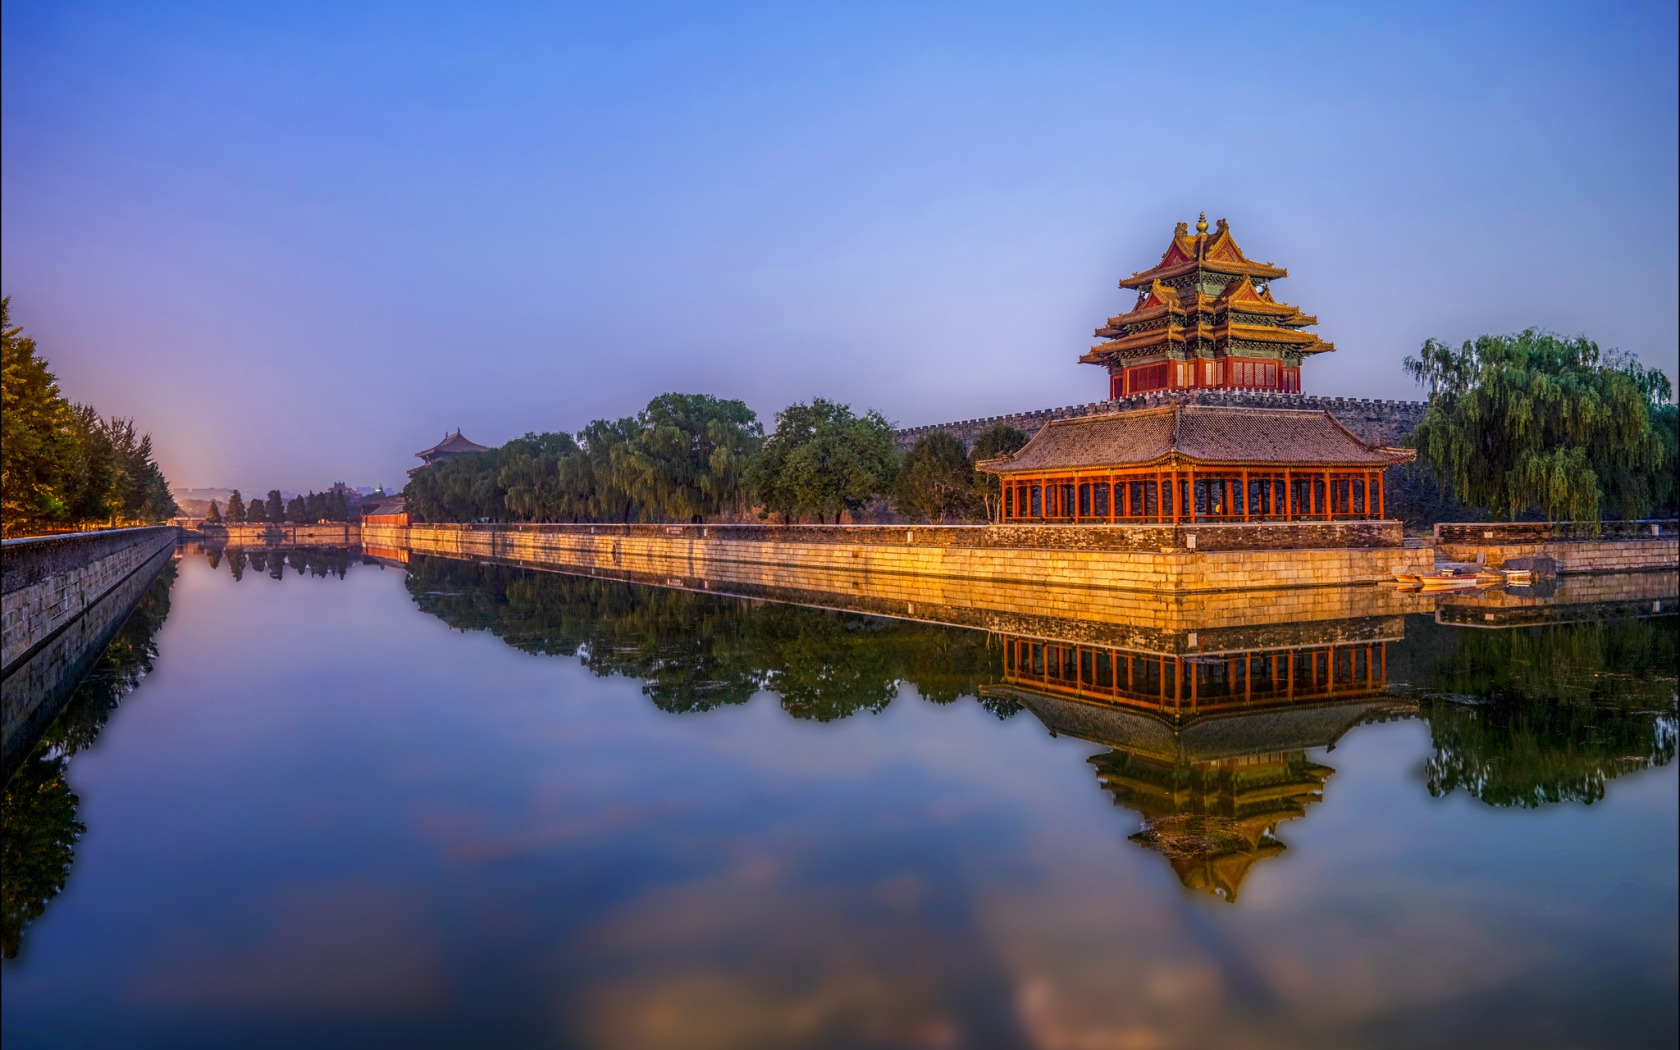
[1082,214,1334,399]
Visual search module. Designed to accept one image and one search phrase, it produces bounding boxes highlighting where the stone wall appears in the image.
[200,523,360,545]
[383,520,1403,552]
[1435,537,1678,575]
[365,522,1432,596]
[2,526,179,674]
[1435,520,1677,544]
[895,388,1428,450]
[2,542,175,779]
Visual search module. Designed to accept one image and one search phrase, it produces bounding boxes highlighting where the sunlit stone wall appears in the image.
[363,522,1434,596]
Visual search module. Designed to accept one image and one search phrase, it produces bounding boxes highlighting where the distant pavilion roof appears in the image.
[415,430,493,460]
[976,403,1414,475]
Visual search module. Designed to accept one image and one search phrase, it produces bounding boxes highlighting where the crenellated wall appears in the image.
[895,388,1428,450]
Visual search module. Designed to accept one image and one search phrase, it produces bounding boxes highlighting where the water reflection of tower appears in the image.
[986,631,1412,902]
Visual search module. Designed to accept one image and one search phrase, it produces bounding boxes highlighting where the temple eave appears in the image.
[1120,260,1289,289]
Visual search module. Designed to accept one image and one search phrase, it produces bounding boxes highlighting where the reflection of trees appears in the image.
[1418,617,1678,807]
[202,545,352,581]
[403,557,1000,719]
[2,562,176,959]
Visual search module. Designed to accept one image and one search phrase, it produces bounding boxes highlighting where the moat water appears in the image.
[2,548,1675,1049]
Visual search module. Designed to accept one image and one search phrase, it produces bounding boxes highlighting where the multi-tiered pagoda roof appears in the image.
[1083,215,1333,398]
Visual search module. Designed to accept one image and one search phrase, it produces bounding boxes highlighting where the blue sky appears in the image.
[4,1,1676,491]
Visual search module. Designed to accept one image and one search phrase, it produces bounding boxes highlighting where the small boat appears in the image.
[1420,574,1482,591]
[1418,563,1489,590]
[1503,569,1533,586]
[1393,571,1423,584]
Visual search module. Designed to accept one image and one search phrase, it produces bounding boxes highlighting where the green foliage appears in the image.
[285,495,306,522]
[403,556,1002,718]
[225,489,245,523]
[1,753,82,960]
[265,490,284,524]
[613,393,763,522]
[205,499,222,524]
[748,398,899,523]
[3,562,174,958]
[1415,617,1677,808]
[0,299,177,535]
[893,431,980,523]
[245,492,267,523]
[404,451,504,523]
[968,423,1030,522]
[1,298,74,531]
[1404,331,1671,522]
[498,431,586,521]
[574,417,642,522]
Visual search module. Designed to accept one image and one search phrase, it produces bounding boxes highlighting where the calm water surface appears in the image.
[2,549,1675,1049]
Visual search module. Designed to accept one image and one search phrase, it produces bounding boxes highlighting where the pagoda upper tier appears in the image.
[1082,214,1334,399]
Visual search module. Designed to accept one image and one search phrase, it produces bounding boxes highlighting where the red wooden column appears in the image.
[1242,469,1251,522]
[1377,471,1386,519]
[1284,469,1294,521]
[1323,468,1331,520]
[1186,466,1196,522]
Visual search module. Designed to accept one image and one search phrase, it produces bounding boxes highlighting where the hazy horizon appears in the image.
[4,1,1676,492]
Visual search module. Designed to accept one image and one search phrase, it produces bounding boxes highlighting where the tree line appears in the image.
[1,299,179,537]
[205,486,354,525]
[1404,330,1677,522]
[402,391,1031,526]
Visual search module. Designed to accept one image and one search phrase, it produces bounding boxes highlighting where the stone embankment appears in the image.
[2,526,178,777]
[1434,520,1677,575]
[364,521,1432,595]
[198,523,360,545]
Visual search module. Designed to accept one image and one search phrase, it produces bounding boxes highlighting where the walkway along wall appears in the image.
[363,521,1433,596]
[2,526,178,778]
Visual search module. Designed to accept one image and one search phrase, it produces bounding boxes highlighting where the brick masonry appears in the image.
[364,522,1434,596]
[2,526,180,673]
[198,523,360,545]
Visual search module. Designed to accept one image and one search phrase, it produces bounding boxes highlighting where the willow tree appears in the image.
[1404,330,1670,522]
[612,393,763,522]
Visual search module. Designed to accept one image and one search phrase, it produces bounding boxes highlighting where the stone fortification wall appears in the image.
[895,389,1428,450]
[2,526,179,778]
[1435,520,1677,544]
[2,526,179,674]
[1434,519,1678,574]
[200,523,361,545]
[365,521,1431,596]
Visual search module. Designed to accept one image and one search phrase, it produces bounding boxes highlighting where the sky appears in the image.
[3,1,1676,493]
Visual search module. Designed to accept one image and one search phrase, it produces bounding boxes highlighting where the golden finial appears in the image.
[1195,212,1208,234]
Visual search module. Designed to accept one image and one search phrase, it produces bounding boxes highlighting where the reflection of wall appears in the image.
[366,522,1434,605]
[2,526,179,672]
[2,541,176,779]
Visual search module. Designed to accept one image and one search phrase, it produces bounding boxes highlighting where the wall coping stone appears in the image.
[2,526,179,597]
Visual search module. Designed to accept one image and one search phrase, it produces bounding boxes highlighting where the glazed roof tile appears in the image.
[977,403,1414,474]
[415,430,493,458]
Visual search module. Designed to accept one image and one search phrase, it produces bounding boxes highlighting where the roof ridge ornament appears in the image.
[1195,212,1208,234]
